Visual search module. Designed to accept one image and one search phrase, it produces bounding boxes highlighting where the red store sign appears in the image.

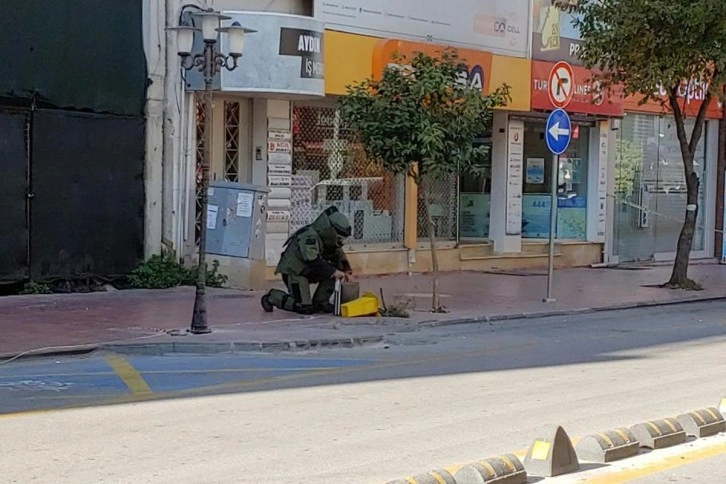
[531,60,624,116]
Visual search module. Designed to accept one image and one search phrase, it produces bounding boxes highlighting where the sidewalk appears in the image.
[2,262,725,359]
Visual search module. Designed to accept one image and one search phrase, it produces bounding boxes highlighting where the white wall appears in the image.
[142,0,166,257]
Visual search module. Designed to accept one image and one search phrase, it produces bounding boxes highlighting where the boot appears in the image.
[261,294,273,313]
[315,302,335,314]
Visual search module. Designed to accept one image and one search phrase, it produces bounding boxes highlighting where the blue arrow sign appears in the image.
[545,108,572,155]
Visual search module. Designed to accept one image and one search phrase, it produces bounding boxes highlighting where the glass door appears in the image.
[614,114,707,262]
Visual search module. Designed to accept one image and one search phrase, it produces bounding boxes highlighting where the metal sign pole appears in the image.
[544,107,571,304]
[545,154,558,303]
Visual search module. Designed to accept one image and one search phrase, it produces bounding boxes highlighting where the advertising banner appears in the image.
[187,13,325,97]
[315,0,530,58]
[531,0,583,65]
[460,193,491,238]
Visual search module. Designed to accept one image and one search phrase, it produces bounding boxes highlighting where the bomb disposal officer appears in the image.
[261,206,353,314]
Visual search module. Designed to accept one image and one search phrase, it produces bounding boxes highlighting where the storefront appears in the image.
[281,28,621,276]
[306,31,549,276]
[611,93,721,263]
[479,59,622,269]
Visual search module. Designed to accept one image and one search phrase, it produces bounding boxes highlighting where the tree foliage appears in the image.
[573,0,726,288]
[339,49,510,185]
[339,49,509,310]
[574,0,726,104]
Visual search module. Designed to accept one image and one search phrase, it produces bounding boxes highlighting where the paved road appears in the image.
[1,301,726,483]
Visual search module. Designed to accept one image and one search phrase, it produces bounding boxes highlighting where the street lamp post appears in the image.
[169,9,254,334]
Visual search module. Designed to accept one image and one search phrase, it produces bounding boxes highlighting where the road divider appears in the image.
[630,418,686,449]
[386,468,455,484]
[523,425,579,477]
[385,397,726,483]
[574,427,639,463]
[453,454,526,484]
[676,407,725,438]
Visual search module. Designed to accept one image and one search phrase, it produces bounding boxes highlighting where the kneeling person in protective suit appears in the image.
[261,206,353,315]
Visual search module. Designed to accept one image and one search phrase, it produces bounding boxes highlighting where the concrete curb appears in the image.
[0,344,101,362]
[101,335,386,356]
[418,295,726,328]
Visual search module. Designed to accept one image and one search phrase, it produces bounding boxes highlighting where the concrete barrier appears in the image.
[523,425,579,477]
[575,427,639,463]
[453,454,526,484]
[386,468,455,484]
[676,407,726,438]
[630,418,686,449]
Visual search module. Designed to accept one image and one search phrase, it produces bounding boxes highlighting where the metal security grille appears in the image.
[194,98,206,247]
[291,105,404,245]
[224,101,240,182]
[418,176,458,241]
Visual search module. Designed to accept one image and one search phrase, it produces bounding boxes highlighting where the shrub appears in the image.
[129,252,227,289]
[19,281,53,295]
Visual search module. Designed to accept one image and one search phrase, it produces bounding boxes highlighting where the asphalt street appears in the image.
[1,300,726,483]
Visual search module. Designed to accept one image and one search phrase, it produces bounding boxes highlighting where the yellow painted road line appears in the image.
[583,440,726,483]
[105,355,153,396]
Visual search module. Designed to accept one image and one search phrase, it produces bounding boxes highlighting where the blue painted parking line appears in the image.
[0,352,382,414]
[124,354,377,373]
[125,354,377,393]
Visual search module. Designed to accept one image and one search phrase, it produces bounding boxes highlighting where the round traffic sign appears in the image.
[545,108,572,155]
[548,61,575,109]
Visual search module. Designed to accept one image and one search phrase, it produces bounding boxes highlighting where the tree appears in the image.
[339,50,509,311]
[573,0,726,289]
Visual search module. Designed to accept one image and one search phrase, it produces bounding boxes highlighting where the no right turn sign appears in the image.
[548,61,575,109]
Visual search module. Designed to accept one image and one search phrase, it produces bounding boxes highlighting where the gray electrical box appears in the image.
[206,182,269,260]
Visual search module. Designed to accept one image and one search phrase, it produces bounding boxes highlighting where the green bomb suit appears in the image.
[262,206,352,314]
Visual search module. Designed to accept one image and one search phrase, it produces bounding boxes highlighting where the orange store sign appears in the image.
[372,39,493,94]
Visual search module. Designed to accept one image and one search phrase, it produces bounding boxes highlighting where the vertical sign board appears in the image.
[506,119,525,235]
[596,121,609,242]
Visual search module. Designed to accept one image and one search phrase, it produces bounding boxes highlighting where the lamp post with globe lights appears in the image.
[168,9,255,334]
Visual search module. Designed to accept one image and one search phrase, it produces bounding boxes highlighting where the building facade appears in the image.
[530,0,723,264]
[153,0,723,288]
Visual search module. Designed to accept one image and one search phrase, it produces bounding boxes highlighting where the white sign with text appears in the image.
[314,0,529,57]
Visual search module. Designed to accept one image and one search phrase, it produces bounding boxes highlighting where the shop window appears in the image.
[291,105,404,245]
[614,114,707,261]
[521,120,590,240]
[417,176,458,241]
[223,101,241,182]
[459,136,492,241]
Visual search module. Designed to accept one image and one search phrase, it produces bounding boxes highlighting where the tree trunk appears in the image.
[666,89,710,289]
[421,178,442,312]
[668,173,699,288]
